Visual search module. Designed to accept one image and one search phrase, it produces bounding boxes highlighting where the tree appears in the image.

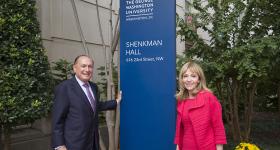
[253,0,280,114]
[177,0,280,143]
[51,59,73,86]
[0,0,52,149]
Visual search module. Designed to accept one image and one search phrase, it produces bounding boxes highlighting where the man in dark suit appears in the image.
[52,55,121,150]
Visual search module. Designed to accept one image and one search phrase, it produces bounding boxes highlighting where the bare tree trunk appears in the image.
[0,126,3,150]
[95,0,120,149]
[107,47,116,150]
[226,84,235,141]
[70,0,89,54]
[94,0,113,149]
[3,127,11,150]
[244,81,257,141]
[111,17,120,150]
[106,111,116,150]
[99,129,107,150]
[217,80,236,143]
[232,78,241,142]
[108,3,120,150]
[278,83,280,114]
[95,0,118,149]
[107,24,116,150]
[114,105,120,150]
[106,51,116,150]
[115,46,120,150]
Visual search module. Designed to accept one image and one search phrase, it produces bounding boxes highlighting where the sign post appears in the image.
[120,0,176,149]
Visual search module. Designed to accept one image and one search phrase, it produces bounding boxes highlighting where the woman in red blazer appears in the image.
[174,61,227,150]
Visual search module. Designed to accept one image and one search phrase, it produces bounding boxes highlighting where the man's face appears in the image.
[73,56,93,82]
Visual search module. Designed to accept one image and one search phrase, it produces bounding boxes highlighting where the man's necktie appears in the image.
[83,83,96,112]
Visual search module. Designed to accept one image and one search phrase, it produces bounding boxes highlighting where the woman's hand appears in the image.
[216,144,223,150]
[176,145,179,150]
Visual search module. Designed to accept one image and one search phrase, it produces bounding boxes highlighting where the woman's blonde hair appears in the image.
[176,61,210,100]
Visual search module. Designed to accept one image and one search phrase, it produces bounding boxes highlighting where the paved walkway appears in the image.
[1,126,108,150]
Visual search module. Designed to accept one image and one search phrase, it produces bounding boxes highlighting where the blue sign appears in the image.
[120,0,176,149]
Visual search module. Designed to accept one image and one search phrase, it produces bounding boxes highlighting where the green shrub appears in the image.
[0,0,52,130]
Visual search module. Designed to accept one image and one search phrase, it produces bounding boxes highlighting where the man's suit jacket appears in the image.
[52,77,117,150]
